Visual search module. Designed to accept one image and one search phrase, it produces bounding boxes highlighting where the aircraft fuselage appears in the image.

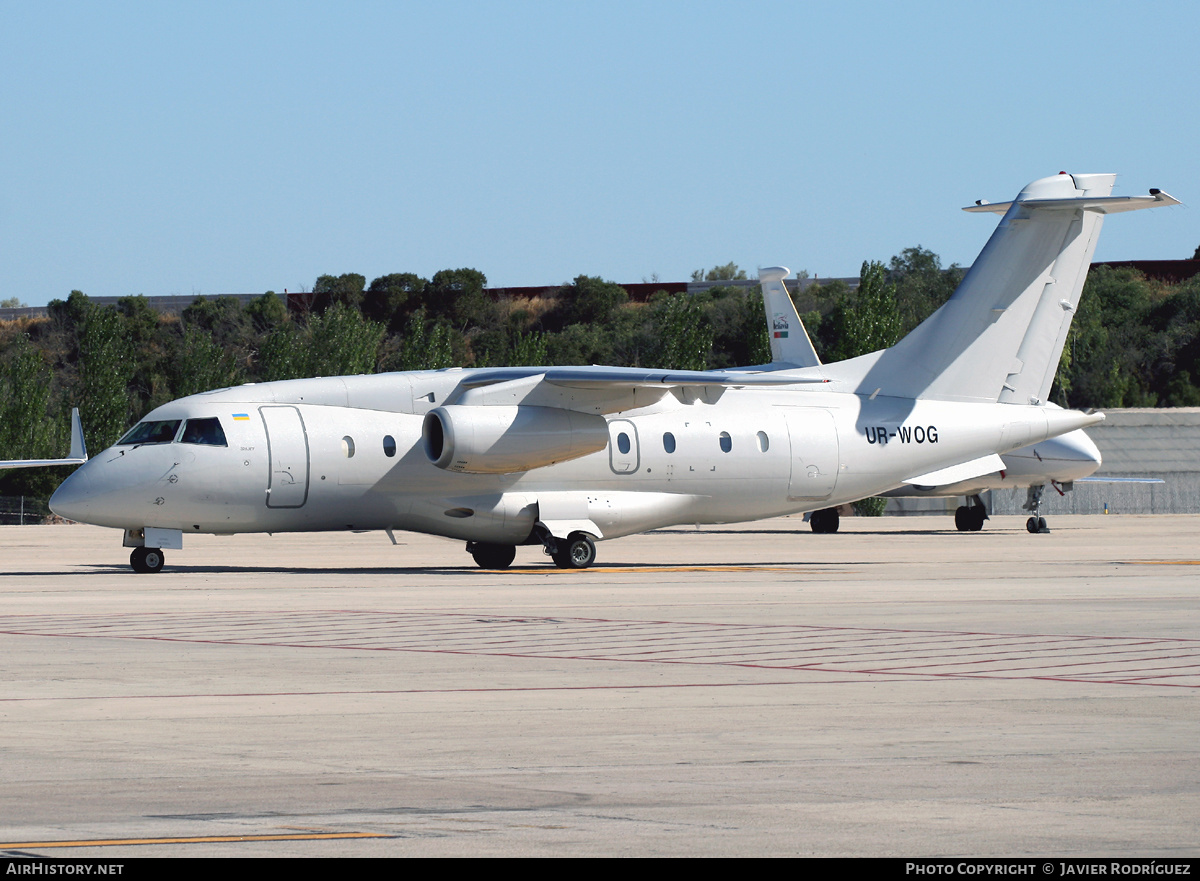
[50,370,1099,547]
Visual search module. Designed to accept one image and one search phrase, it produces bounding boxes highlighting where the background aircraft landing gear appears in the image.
[809,508,840,534]
[130,546,165,573]
[954,496,988,532]
[1024,485,1050,534]
[550,533,596,570]
[467,542,516,570]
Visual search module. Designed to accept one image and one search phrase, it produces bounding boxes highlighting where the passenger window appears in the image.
[179,417,228,447]
[342,436,356,458]
[383,435,397,457]
[756,431,769,452]
[117,420,181,446]
[719,432,732,453]
[663,432,676,453]
[617,432,631,455]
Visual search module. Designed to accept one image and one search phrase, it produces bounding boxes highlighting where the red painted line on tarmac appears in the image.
[0,677,868,703]
[3,611,1197,689]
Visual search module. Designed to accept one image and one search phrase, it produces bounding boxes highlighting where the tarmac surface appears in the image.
[0,514,1197,857]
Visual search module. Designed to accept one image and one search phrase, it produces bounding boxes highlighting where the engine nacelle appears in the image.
[422,405,610,474]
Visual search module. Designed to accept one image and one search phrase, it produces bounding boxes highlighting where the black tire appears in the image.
[1038,517,1048,533]
[954,506,970,532]
[969,506,986,532]
[470,543,516,570]
[130,546,165,574]
[552,534,596,570]
[810,508,840,534]
[1026,517,1039,534]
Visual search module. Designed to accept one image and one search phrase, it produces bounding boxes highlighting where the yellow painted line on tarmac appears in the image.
[0,832,389,849]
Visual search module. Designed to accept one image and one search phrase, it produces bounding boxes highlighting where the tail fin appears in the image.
[757,266,821,368]
[819,173,1179,403]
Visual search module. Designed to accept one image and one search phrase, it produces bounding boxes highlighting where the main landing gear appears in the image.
[1024,484,1050,534]
[954,495,989,532]
[548,533,597,570]
[467,542,517,570]
[809,508,840,534]
[466,531,599,570]
[130,546,165,573]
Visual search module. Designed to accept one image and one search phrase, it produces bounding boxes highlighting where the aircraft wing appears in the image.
[452,366,822,414]
[0,408,88,470]
[903,454,1007,488]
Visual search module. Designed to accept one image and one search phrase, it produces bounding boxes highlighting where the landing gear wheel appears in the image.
[1023,485,1049,534]
[469,542,516,570]
[968,505,986,532]
[955,506,970,532]
[130,546,165,574]
[552,534,596,570]
[810,508,840,534]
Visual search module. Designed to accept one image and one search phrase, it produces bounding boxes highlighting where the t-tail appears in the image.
[818,173,1179,403]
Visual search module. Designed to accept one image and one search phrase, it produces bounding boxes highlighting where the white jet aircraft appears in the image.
[755,269,1103,534]
[48,173,1178,573]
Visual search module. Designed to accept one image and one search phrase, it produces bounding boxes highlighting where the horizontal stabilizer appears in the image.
[964,189,1181,215]
[904,454,1006,487]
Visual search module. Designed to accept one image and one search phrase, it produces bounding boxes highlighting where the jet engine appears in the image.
[422,405,609,474]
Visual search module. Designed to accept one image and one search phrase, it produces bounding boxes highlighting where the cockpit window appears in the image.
[117,420,181,446]
[179,417,228,447]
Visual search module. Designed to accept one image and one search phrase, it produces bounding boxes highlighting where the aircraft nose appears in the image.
[49,466,94,522]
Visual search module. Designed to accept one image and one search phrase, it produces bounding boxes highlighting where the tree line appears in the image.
[2,249,1198,497]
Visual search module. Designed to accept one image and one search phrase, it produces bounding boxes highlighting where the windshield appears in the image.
[117,420,181,446]
[179,417,228,447]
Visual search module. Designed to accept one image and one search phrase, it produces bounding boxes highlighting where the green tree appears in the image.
[0,334,61,496]
[311,273,366,314]
[426,268,491,329]
[547,275,629,331]
[692,262,747,282]
[888,246,963,333]
[174,325,244,397]
[77,304,134,449]
[245,291,289,332]
[824,261,902,362]
[305,304,385,376]
[393,308,455,371]
[363,272,426,330]
[256,324,306,382]
[649,293,713,371]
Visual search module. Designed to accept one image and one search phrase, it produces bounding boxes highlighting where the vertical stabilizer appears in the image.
[758,266,821,367]
[817,173,1178,403]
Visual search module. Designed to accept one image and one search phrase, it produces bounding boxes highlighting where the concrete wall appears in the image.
[884,408,1200,517]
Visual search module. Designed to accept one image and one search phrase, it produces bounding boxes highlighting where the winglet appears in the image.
[69,407,88,462]
[0,406,89,470]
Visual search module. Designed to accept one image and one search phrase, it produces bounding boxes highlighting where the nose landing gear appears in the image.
[1024,484,1050,534]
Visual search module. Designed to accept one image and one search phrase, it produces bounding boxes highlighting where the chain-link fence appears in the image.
[0,496,54,525]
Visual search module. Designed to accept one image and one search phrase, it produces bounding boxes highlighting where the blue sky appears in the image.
[2,1,1195,306]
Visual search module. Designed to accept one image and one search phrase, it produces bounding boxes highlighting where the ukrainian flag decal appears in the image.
[233,413,250,421]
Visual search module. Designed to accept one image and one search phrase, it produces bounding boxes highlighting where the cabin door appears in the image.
[784,409,839,500]
[260,406,311,508]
